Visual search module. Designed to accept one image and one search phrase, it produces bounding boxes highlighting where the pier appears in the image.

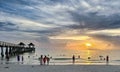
[0,41,35,59]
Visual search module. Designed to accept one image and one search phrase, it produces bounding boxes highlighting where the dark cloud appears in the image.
[0,22,18,31]
[67,11,120,30]
[21,27,65,36]
[90,34,120,47]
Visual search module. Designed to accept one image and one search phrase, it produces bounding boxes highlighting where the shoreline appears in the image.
[0,60,118,66]
[1,64,120,72]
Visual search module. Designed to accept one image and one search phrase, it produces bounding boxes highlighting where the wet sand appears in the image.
[0,64,120,72]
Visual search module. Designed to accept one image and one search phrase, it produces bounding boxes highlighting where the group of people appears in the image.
[72,55,109,64]
[39,55,50,65]
[17,55,24,62]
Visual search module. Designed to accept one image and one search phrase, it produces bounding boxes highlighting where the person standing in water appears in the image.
[17,55,20,62]
[40,55,43,65]
[47,56,50,65]
[22,56,24,62]
[106,55,109,64]
[43,55,47,65]
[21,56,24,64]
[72,55,75,64]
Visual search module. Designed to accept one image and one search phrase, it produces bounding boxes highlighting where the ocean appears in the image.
[0,47,120,65]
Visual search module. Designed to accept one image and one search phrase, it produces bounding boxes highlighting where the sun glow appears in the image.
[65,36,114,51]
[85,43,92,47]
[50,36,90,40]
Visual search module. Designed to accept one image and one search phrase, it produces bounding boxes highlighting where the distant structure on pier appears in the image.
[0,41,35,59]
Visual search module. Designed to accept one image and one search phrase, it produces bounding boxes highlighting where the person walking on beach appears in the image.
[78,55,80,59]
[21,56,24,64]
[40,55,43,65]
[106,55,109,64]
[72,55,75,64]
[43,55,47,65]
[17,55,20,62]
[22,56,24,62]
[47,56,50,65]
[6,55,9,61]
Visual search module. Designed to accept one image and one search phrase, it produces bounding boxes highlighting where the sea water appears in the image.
[0,47,120,65]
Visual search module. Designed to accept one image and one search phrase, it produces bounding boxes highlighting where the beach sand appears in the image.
[0,64,120,72]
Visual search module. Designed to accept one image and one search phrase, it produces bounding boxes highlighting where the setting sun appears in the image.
[85,43,92,47]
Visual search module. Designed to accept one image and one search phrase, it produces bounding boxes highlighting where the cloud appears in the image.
[67,11,120,30]
[0,22,18,31]
[0,0,120,49]
[1,0,120,31]
[89,34,120,49]
[35,35,50,43]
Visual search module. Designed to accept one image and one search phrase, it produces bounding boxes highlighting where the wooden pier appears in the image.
[0,41,35,59]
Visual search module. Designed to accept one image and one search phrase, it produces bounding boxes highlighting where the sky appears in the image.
[0,0,120,51]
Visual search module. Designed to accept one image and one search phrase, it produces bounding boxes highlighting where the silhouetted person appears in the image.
[5,55,9,64]
[47,56,50,65]
[104,58,106,60]
[40,55,43,65]
[78,55,80,59]
[28,56,30,58]
[72,55,75,64]
[50,56,52,59]
[106,55,109,64]
[88,57,91,60]
[43,55,47,65]
[6,55,9,61]
[17,55,20,62]
[22,56,24,62]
